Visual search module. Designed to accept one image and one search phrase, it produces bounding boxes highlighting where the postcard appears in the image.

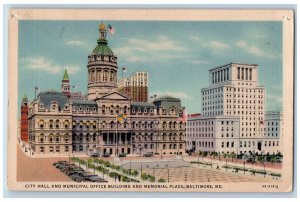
[7,9,294,192]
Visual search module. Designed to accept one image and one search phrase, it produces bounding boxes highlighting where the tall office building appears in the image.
[187,63,281,155]
[118,71,149,102]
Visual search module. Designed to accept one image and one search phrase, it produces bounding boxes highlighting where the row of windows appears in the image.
[37,119,70,129]
[30,133,70,143]
[237,67,253,80]
[39,145,70,153]
[187,127,214,132]
[203,87,264,95]
[211,68,230,84]
[134,143,183,150]
[88,69,117,83]
[187,120,214,126]
[186,133,214,138]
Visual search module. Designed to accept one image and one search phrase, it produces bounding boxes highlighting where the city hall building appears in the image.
[21,23,186,156]
[186,63,283,155]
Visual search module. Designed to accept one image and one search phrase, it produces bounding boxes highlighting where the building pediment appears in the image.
[98,91,130,101]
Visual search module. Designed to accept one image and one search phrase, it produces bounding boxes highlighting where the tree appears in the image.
[231,152,237,162]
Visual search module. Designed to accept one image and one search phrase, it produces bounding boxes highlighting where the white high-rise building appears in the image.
[262,111,283,154]
[186,63,282,155]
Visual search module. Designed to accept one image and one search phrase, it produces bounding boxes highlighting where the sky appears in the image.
[18,20,283,115]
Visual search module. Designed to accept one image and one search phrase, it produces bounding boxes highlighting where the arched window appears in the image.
[91,69,95,82]
[64,134,69,142]
[162,122,167,129]
[93,133,96,141]
[49,120,54,129]
[49,134,53,142]
[93,121,97,129]
[110,105,114,114]
[39,134,44,142]
[104,70,108,82]
[110,121,114,129]
[86,121,90,129]
[40,146,44,153]
[55,134,60,142]
[79,121,83,129]
[64,120,69,129]
[55,120,60,128]
[101,121,107,128]
[39,120,45,129]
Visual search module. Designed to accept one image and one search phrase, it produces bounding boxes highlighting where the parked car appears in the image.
[73,176,85,182]
[143,152,154,157]
[71,173,88,181]
[118,153,127,157]
[81,173,99,179]
[102,153,111,157]
[65,167,84,175]
[60,164,76,172]
[67,170,84,177]
[90,153,100,158]
[53,161,68,167]
[84,176,107,183]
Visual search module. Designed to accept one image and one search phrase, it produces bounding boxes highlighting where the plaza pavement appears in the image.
[17,145,72,182]
[16,142,281,183]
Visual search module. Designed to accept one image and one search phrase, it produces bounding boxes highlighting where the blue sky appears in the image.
[18,20,283,114]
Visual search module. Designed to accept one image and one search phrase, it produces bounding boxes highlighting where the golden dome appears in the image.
[99,23,106,31]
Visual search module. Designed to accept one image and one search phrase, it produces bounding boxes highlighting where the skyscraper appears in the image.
[186,63,282,155]
[118,71,149,102]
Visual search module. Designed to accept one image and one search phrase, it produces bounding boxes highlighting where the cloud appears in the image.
[114,36,187,63]
[190,60,210,65]
[190,36,229,53]
[153,91,193,100]
[65,39,88,47]
[21,56,80,75]
[209,40,230,50]
[127,36,186,52]
[235,40,280,59]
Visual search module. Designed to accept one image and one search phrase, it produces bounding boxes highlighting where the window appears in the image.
[39,120,44,129]
[55,120,59,128]
[65,146,69,152]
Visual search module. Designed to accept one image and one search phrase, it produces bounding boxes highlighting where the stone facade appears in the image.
[26,23,186,156]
